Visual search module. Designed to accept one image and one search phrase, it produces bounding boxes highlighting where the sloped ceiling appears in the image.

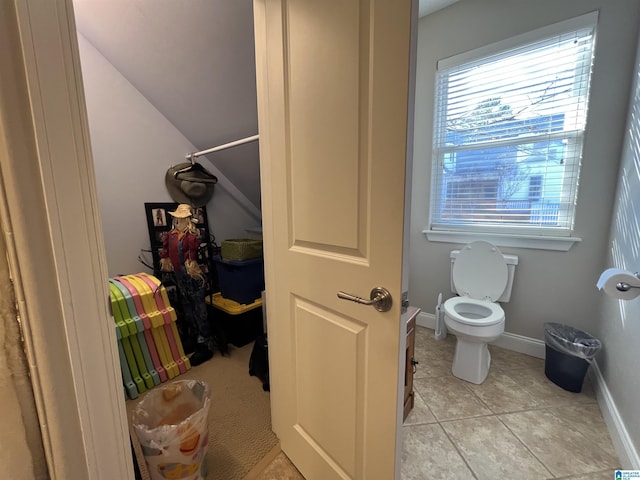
[73,0,262,208]
[73,0,458,210]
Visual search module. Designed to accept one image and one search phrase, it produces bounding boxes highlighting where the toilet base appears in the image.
[452,337,492,384]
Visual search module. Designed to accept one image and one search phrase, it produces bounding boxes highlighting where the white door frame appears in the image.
[2,1,132,478]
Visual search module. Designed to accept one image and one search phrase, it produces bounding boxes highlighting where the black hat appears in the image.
[165,162,217,207]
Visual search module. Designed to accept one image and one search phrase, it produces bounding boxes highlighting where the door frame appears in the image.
[3,1,132,478]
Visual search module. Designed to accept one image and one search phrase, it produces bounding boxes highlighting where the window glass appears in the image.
[429,14,597,237]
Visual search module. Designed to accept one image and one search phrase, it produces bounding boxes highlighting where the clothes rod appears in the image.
[186,134,259,161]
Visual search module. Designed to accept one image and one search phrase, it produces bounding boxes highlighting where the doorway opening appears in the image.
[72,3,276,478]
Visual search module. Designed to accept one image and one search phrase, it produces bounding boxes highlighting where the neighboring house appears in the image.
[441,113,566,226]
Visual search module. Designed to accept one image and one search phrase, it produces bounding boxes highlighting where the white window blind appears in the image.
[429,13,597,237]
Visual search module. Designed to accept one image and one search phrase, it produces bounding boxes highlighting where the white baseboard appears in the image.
[492,332,545,359]
[416,312,436,330]
[589,361,639,469]
[416,312,545,358]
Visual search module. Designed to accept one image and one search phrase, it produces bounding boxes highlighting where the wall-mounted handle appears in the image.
[337,287,393,312]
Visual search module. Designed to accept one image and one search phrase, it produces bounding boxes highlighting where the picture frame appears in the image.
[144,202,212,282]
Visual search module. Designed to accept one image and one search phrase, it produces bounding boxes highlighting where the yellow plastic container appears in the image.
[206,292,262,313]
[205,293,263,347]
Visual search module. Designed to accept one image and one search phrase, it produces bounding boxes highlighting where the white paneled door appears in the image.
[254,1,416,478]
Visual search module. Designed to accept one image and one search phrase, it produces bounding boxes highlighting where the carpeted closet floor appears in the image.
[127,341,278,480]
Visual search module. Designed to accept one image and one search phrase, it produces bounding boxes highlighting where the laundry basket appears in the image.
[132,380,211,480]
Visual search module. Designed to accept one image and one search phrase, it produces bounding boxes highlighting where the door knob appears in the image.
[337,287,393,312]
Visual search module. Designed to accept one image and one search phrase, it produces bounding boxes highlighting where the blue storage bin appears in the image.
[213,255,265,305]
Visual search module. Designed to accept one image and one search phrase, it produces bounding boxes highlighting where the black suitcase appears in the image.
[249,335,270,391]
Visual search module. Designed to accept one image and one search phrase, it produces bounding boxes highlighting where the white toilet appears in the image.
[443,241,518,384]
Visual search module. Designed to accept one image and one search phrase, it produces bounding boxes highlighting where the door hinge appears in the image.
[401,291,409,314]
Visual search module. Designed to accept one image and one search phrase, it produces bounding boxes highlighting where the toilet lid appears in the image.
[453,241,508,302]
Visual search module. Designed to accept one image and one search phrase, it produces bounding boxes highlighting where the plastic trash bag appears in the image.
[544,322,601,363]
[132,380,211,480]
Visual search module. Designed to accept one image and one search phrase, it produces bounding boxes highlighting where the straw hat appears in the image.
[168,204,193,218]
[165,162,217,207]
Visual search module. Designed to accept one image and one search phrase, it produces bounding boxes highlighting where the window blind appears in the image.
[429,13,597,237]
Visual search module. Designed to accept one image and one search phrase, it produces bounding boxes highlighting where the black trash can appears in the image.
[544,322,601,393]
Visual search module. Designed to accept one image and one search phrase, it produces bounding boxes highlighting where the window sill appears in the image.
[423,230,581,251]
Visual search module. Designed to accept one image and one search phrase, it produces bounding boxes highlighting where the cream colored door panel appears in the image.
[254,0,414,478]
[292,299,366,477]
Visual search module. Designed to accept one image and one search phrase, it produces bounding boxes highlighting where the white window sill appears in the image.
[423,230,581,251]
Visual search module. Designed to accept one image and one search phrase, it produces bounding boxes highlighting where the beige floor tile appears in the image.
[544,404,619,463]
[465,369,544,414]
[503,367,597,408]
[414,325,435,344]
[404,390,437,426]
[401,424,474,480]
[415,325,455,349]
[414,375,492,421]
[499,410,619,477]
[397,326,616,479]
[253,452,305,480]
[413,329,455,379]
[441,416,552,480]
[412,354,454,379]
[489,344,545,371]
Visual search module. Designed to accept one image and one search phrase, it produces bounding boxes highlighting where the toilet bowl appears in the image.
[443,241,516,384]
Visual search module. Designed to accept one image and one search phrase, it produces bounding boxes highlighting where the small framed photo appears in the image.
[152,208,167,227]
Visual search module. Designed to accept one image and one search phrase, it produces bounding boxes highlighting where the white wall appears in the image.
[78,35,260,277]
[410,0,640,340]
[595,31,640,466]
[73,1,261,210]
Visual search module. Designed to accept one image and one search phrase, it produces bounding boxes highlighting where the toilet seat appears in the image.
[452,241,508,301]
[443,296,504,326]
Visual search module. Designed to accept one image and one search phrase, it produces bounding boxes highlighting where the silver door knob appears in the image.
[337,287,393,312]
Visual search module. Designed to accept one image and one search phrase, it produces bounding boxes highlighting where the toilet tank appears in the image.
[449,249,519,302]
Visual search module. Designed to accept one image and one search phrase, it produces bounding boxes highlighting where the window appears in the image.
[429,13,597,240]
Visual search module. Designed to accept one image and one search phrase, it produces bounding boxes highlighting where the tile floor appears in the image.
[253,451,305,480]
[402,326,619,479]
[254,326,620,479]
